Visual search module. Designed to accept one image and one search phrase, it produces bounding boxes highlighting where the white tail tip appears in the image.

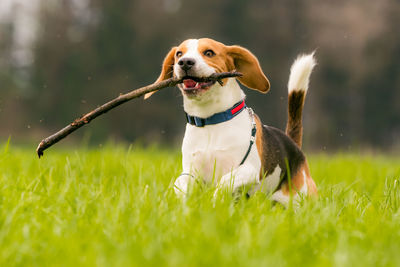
[288,52,316,93]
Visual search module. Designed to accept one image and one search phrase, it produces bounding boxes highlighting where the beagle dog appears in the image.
[145,38,317,206]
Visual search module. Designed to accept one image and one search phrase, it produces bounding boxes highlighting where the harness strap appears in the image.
[239,107,257,165]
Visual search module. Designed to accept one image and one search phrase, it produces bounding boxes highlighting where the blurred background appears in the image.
[0,0,399,152]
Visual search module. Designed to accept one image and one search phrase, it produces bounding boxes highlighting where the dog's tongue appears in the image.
[183,79,197,88]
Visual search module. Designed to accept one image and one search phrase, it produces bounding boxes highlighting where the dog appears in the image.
[145,38,317,206]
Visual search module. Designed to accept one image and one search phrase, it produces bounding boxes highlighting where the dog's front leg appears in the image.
[174,173,196,197]
[214,164,260,198]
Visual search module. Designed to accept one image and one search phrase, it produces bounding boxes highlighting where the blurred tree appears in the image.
[362,1,400,148]
[0,0,399,151]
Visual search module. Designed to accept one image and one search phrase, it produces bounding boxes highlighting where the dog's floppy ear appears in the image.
[227,45,270,93]
[144,46,177,99]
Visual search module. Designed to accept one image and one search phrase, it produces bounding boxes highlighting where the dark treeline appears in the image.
[0,0,399,152]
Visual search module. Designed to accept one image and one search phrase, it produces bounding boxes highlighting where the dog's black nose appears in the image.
[178,58,196,71]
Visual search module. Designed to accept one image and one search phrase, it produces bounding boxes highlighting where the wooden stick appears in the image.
[36,71,242,158]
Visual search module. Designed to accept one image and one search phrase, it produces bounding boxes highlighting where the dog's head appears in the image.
[145,38,270,100]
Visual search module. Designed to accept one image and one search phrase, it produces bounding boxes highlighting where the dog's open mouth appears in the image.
[181,77,216,95]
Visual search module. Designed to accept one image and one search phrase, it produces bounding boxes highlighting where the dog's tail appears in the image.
[285,53,316,148]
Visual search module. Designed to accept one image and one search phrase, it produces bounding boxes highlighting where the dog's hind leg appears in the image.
[214,163,261,198]
[271,163,317,207]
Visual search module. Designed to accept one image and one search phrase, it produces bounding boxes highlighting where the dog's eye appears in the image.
[203,49,216,57]
[176,51,183,57]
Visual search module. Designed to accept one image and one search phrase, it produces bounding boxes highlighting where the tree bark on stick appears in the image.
[36,71,242,158]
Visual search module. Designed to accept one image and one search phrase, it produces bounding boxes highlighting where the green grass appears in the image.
[1,142,400,267]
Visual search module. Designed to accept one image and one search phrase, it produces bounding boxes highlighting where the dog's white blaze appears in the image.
[174,39,214,79]
[182,39,201,63]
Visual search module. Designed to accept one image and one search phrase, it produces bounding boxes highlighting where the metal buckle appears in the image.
[247,108,257,128]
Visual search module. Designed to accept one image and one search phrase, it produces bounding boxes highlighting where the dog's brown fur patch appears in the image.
[254,114,264,179]
[286,90,306,148]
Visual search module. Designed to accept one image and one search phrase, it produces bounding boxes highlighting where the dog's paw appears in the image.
[173,173,195,197]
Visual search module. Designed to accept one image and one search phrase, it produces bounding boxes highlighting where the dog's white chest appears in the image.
[181,111,253,183]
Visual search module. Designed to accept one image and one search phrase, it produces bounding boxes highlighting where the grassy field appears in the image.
[1,141,400,267]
